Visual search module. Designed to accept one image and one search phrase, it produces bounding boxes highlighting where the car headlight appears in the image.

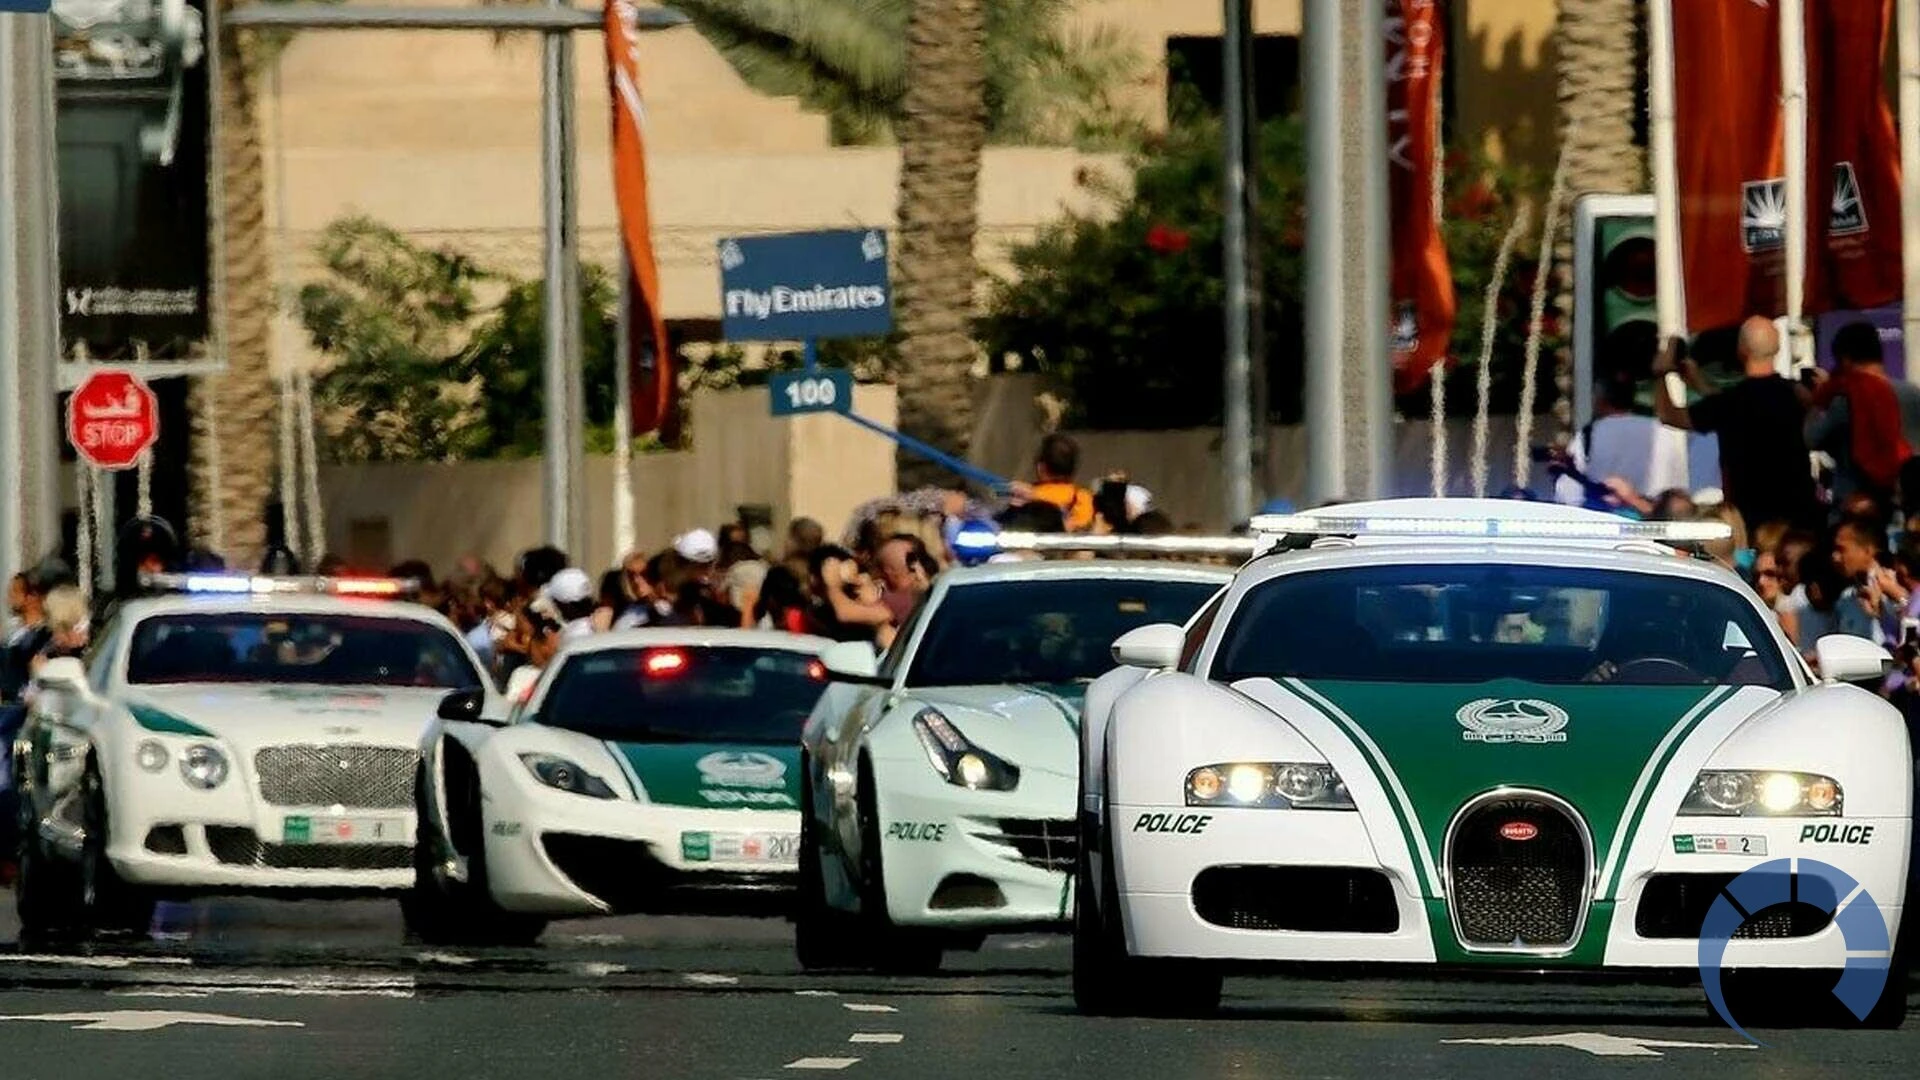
[911,709,1020,792]
[518,753,618,800]
[179,744,228,790]
[1185,762,1355,810]
[135,740,168,773]
[1681,770,1842,817]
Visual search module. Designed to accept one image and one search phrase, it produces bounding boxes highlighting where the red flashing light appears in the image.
[331,578,407,597]
[807,659,827,682]
[644,650,689,676]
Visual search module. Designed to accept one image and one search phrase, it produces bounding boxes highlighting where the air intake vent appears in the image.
[1445,792,1591,952]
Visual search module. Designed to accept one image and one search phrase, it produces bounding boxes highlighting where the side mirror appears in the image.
[1112,623,1185,670]
[437,688,497,725]
[33,656,89,695]
[1813,634,1892,685]
[819,641,888,685]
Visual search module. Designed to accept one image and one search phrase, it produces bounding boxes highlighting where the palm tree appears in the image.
[890,0,989,488]
[187,9,276,569]
[1549,0,1646,432]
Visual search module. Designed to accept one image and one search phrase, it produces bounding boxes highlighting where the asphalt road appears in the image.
[0,895,1912,1079]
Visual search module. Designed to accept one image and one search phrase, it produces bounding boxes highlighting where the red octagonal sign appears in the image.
[67,370,159,470]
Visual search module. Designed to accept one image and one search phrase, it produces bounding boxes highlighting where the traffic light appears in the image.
[1572,194,1659,422]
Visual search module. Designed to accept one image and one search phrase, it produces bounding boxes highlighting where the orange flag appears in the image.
[1386,0,1455,395]
[605,0,673,435]
[1803,0,1903,316]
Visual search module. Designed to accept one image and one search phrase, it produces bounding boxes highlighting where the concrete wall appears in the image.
[316,385,898,573]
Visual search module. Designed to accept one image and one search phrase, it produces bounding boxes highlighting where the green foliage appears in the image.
[297,216,620,462]
[673,0,1142,147]
[980,114,1559,429]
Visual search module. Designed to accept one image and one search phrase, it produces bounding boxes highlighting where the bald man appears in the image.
[1652,317,1817,530]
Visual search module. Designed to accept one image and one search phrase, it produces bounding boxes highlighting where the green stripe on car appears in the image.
[1599,685,1739,899]
[128,704,213,738]
[607,742,802,810]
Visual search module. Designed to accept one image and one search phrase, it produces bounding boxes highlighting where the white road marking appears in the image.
[556,933,625,946]
[793,990,839,997]
[570,962,627,977]
[848,1033,902,1044]
[110,986,415,1000]
[415,952,476,966]
[994,938,1050,950]
[108,973,416,1000]
[684,972,739,985]
[0,955,192,969]
[0,1010,303,1032]
[841,1003,895,1013]
[785,1058,860,1070]
[1442,1033,1757,1058]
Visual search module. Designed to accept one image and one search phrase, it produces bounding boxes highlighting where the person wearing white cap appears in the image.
[673,528,719,565]
[543,567,598,641]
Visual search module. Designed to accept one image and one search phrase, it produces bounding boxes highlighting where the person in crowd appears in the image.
[1752,548,1797,644]
[1806,321,1914,512]
[755,565,816,634]
[503,606,564,705]
[30,586,89,674]
[543,568,598,641]
[1832,517,1905,643]
[1653,319,1819,533]
[1794,549,1845,658]
[808,544,895,646]
[1014,433,1096,532]
[515,545,569,598]
[1694,503,1747,573]
[875,534,925,624]
[390,559,440,611]
[2,564,59,703]
[1132,509,1176,536]
[1553,369,1687,508]
[720,541,770,629]
[590,569,629,633]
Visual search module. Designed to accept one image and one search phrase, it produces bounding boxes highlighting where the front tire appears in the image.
[853,758,943,975]
[78,760,154,938]
[1071,810,1221,1017]
[794,765,863,971]
[15,778,80,941]
[402,764,547,948]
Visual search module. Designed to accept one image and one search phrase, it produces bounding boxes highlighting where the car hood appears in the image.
[599,740,802,810]
[124,684,447,750]
[905,683,1085,779]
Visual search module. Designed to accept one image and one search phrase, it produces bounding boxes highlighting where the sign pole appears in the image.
[612,255,634,562]
[540,6,586,559]
[1220,0,1254,526]
[803,338,817,371]
[0,15,27,590]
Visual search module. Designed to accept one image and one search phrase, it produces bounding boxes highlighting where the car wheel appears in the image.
[14,782,80,941]
[402,764,547,948]
[78,760,154,938]
[794,766,861,971]
[1071,809,1220,1017]
[855,759,943,975]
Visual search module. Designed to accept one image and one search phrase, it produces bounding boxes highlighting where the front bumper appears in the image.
[108,812,414,893]
[482,781,799,917]
[871,755,1077,929]
[1113,802,1910,970]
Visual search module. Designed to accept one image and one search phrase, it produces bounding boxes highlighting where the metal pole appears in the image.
[1220,0,1254,527]
[541,14,585,558]
[1647,0,1687,381]
[1302,0,1344,505]
[1238,0,1268,503]
[0,17,26,589]
[21,14,62,562]
[1357,0,1390,498]
[612,259,634,561]
[1779,0,1811,369]
[1900,0,1920,385]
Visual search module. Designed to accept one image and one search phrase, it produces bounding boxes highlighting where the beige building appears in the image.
[265,0,1559,370]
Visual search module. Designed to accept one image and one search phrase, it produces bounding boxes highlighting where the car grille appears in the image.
[1635,872,1832,939]
[969,818,1077,874]
[1192,866,1400,933]
[254,745,417,809]
[205,826,411,872]
[1446,794,1589,950]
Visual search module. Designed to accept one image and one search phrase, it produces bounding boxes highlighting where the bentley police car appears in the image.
[1077,499,1912,1027]
[409,629,833,945]
[12,573,491,938]
[799,552,1232,973]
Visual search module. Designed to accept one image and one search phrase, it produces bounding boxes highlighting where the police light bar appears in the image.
[988,532,1260,559]
[1246,514,1733,544]
[139,572,421,597]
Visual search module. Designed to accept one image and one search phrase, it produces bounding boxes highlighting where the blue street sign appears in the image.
[0,0,52,11]
[768,369,854,418]
[719,228,893,342]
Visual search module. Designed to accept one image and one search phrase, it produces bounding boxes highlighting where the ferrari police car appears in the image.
[1076,499,1912,1025]
[12,573,491,938]
[798,553,1232,972]
[409,629,833,945]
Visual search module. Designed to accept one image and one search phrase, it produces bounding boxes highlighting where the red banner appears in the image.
[1804,0,1903,316]
[1671,0,1786,332]
[606,0,674,435]
[1386,0,1455,394]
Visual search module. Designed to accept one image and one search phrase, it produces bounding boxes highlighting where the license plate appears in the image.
[283,815,405,845]
[1672,834,1767,856]
[681,831,799,864]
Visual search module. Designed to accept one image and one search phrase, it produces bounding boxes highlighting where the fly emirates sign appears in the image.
[717,228,894,342]
[724,283,888,323]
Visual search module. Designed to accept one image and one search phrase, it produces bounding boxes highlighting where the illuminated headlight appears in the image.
[911,709,1019,792]
[1185,762,1355,810]
[179,744,228,790]
[1682,770,1842,817]
[135,740,169,773]
[518,753,617,800]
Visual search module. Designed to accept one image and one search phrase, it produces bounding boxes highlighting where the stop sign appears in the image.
[67,370,160,470]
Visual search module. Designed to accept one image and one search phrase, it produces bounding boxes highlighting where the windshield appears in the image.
[536,646,828,743]
[906,577,1220,687]
[1212,564,1790,689]
[126,612,483,689]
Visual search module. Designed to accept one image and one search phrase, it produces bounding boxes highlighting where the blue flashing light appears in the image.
[181,574,257,594]
[949,520,1002,566]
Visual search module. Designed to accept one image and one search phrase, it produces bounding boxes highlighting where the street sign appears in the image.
[67,369,159,470]
[719,228,892,342]
[0,0,53,11]
[768,369,853,418]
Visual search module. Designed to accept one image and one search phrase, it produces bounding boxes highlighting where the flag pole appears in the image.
[613,255,635,563]
[1900,0,1920,385]
[1647,0,1686,403]
[1780,0,1812,370]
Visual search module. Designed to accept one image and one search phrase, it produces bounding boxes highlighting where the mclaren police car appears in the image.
[409,628,834,944]
[798,549,1234,972]
[1075,499,1913,1025]
[12,573,491,938]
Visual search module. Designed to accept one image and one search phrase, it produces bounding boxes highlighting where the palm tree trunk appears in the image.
[891,0,987,490]
[189,12,275,568]
[1550,0,1645,433]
